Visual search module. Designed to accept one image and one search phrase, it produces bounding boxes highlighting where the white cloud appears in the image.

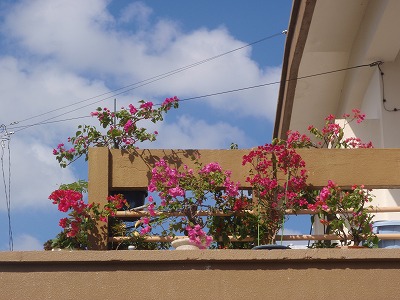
[12,234,43,251]
[0,0,280,215]
[0,56,109,138]
[0,55,108,213]
[2,0,280,120]
[2,0,114,64]
[151,115,254,149]
[0,137,76,211]
[119,2,153,25]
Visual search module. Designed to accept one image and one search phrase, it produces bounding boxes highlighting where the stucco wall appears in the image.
[355,45,400,218]
[379,57,400,148]
[1,250,400,300]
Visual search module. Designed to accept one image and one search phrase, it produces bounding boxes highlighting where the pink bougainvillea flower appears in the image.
[59,218,68,228]
[140,101,153,110]
[162,96,179,109]
[168,187,185,197]
[123,119,133,132]
[128,104,138,115]
[140,226,151,235]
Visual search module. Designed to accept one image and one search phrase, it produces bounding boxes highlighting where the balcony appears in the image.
[1,147,400,299]
[88,147,400,249]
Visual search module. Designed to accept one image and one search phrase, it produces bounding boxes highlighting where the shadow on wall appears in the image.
[123,148,202,182]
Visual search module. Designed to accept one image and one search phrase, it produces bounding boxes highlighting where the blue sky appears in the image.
[0,0,310,251]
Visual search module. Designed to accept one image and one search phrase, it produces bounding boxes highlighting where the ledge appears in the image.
[1,249,400,264]
[2,249,400,299]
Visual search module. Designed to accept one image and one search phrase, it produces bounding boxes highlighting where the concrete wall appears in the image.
[1,249,400,300]
[348,31,400,219]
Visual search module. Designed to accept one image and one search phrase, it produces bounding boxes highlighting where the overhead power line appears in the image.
[167,61,378,103]
[10,31,286,127]
[0,124,13,251]
[10,61,381,133]
[10,116,92,132]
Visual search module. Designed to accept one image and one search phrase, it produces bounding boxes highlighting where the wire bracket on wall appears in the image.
[375,61,399,112]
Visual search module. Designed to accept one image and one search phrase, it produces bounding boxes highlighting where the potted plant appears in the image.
[298,109,375,247]
[208,191,259,249]
[47,180,126,250]
[242,140,309,248]
[307,180,378,247]
[44,231,83,251]
[240,109,373,249]
[137,159,241,249]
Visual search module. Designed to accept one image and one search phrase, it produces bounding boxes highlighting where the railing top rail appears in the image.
[114,206,400,218]
[93,148,400,189]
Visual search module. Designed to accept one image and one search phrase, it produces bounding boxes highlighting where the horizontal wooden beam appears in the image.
[109,233,400,243]
[297,148,400,189]
[114,206,400,218]
[88,148,400,190]
[110,148,252,189]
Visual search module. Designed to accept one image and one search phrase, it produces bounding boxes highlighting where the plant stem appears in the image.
[257,205,260,246]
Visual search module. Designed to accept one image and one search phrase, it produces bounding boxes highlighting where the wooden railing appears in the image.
[88,147,400,249]
[107,206,400,244]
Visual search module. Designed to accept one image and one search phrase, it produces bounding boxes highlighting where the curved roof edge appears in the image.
[273,0,316,139]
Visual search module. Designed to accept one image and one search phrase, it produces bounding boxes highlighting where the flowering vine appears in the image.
[48,181,126,249]
[307,181,378,246]
[137,159,241,248]
[293,109,376,247]
[47,105,378,249]
[303,108,373,149]
[242,140,308,245]
[54,97,179,167]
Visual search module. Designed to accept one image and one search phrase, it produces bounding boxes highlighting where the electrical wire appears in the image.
[7,138,12,251]
[0,124,13,251]
[11,116,92,133]
[176,61,379,103]
[10,31,285,127]
[378,62,398,112]
[10,61,382,133]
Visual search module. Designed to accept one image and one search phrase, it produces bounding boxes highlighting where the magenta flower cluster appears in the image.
[49,189,126,244]
[240,108,374,245]
[139,159,240,247]
[307,180,377,246]
[242,142,308,244]
[186,225,213,248]
[306,108,373,149]
[243,143,308,208]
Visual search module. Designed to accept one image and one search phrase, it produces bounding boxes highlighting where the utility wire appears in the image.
[11,116,92,132]
[10,31,285,127]
[378,62,398,112]
[12,61,382,132]
[178,61,378,102]
[10,61,381,133]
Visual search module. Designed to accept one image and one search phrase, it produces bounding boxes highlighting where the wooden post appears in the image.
[88,147,110,250]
